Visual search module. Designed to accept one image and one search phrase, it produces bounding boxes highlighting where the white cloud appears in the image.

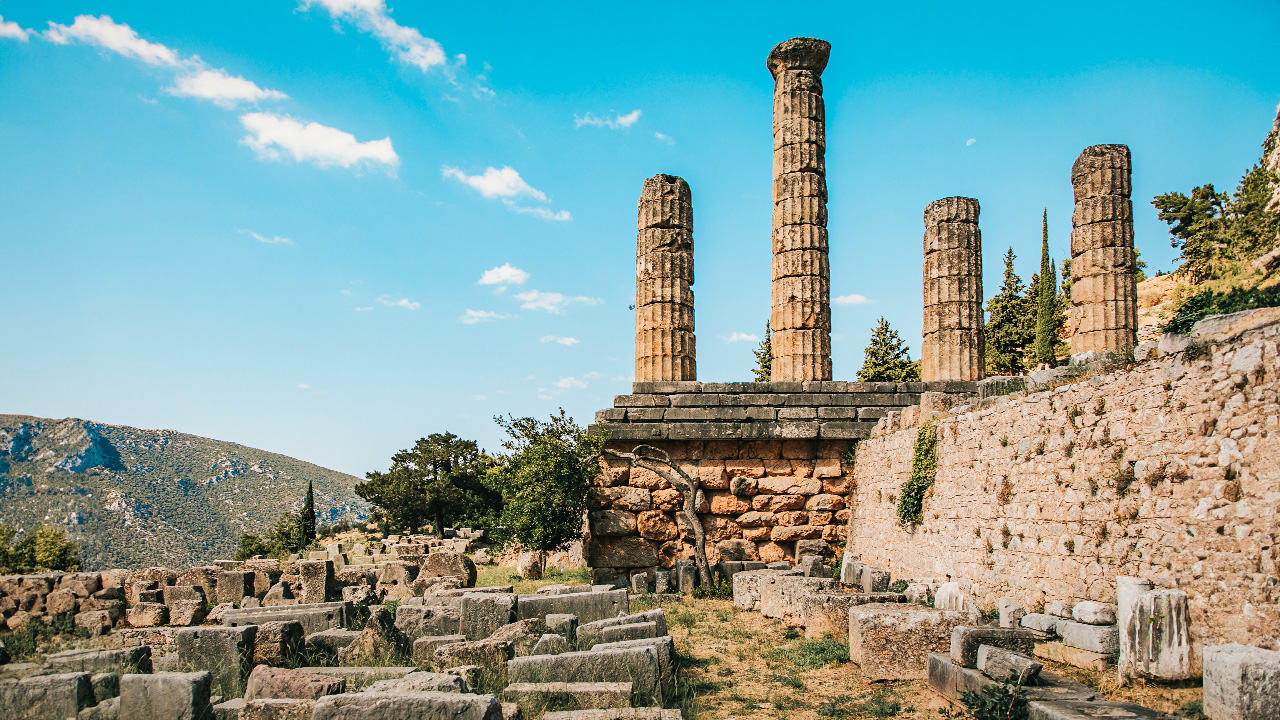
[478,263,529,286]
[355,306,373,311]
[0,16,31,41]
[833,293,871,305]
[243,230,293,245]
[340,289,353,295]
[240,112,399,171]
[503,201,572,222]
[302,0,446,72]
[574,109,641,129]
[654,132,675,145]
[553,376,588,390]
[966,138,976,146]
[45,15,182,66]
[515,290,601,314]
[540,335,580,346]
[298,383,310,389]
[377,295,419,310]
[723,332,759,343]
[458,309,512,324]
[442,166,546,201]
[169,69,287,108]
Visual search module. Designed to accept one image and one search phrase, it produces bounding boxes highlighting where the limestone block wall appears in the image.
[844,325,1280,667]
[588,438,856,585]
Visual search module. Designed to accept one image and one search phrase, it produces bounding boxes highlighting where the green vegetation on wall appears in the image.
[897,421,938,526]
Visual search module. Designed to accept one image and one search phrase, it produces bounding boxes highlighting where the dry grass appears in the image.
[475,563,592,595]
[1037,659,1202,715]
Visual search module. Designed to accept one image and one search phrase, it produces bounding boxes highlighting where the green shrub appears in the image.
[692,579,733,600]
[960,683,1029,720]
[1163,285,1280,335]
[898,422,938,526]
[889,579,909,593]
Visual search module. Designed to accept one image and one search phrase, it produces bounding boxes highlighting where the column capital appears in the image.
[767,37,831,80]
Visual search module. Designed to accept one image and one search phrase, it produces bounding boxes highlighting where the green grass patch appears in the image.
[766,636,849,669]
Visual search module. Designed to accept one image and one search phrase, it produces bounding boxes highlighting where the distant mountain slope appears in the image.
[0,414,368,570]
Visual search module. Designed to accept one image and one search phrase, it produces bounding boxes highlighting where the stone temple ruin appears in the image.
[1,34,1278,720]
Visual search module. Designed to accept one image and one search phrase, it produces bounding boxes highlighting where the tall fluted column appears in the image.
[921,197,984,381]
[1070,144,1137,354]
[635,174,695,381]
[769,37,832,381]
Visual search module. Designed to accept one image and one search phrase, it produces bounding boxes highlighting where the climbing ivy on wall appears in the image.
[898,421,938,526]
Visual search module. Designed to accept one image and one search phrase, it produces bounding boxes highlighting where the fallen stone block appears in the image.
[801,593,855,639]
[1203,643,1280,720]
[532,634,571,656]
[414,635,467,668]
[849,603,968,680]
[577,611,667,649]
[601,622,656,644]
[169,600,209,627]
[461,594,517,641]
[217,571,255,605]
[541,709,681,720]
[1070,601,1116,626]
[860,568,890,594]
[490,619,548,658]
[90,672,119,704]
[312,690,502,720]
[547,615,578,644]
[504,682,632,711]
[397,603,462,640]
[950,627,1042,668]
[0,671,95,720]
[176,625,256,699]
[1121,589,1191,680]
[118,671,212,720]
[223,602,352,636]
[79,696,120,720]
[422,552,478,588]
[760,576,837,627]
[42,647,151,675]
[295,666,415,692]
[434,639,513,675]
[1056,620,1118,655]
[998,597,1026,629]
[1026,699,1169,720]
[253,621,305,667]
[1020,613,1060,634]
[213,697,244,720]
[74,610,114,637]
[338,606,410,666]
[516,590,628,626]
[977,645,1042,684]
[507,646,663,707]
[1115,576,1154,679]
[245,666,345,700]
[127,602,169,628]
[240,698,315,719]
[364,671,466,694]
[1033,641,1110,672]
[305,629,360,663]
[590,636,675,701]
[926,654,1095,703]
[298,561,335,605]
[732,569,801,611]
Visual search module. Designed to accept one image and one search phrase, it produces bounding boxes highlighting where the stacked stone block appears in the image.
[921,197,984,381]
[1070,144,1137,354]
[769,37,833,381]
[635,174,695,382]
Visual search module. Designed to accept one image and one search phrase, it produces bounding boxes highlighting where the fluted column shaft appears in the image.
[635,174,695,381]
[768,37,832,381]
[1070,144,1137,354]
[921,197,984,381]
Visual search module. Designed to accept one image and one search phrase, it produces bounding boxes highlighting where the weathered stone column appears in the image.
[921,197,984,381]
[635,174,695,381]
[769,37,832,381]
[1070,144,1137,354]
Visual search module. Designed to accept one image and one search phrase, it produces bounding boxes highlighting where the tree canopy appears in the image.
[986,247,1036,375]
[1153,164,1280,282]
[856,317,920,382]
[1033,210,1064,367]
[752,321,772,382]
[0,524,80,574]
[357,432,499,536]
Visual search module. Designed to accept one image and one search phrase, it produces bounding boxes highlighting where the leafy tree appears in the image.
[985,247,1036,375]
[235,532,272,561]
[1033,210,1062,367]
[299,480,317,543]
[0,524,79,573]
[357,433,497,536]
[856,317,920,382]
[752,321,772,382]
[488,410,608,553]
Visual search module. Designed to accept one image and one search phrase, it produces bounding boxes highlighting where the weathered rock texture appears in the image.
[844,321,1280,675]
[1070,144,1137,354]
[769,37,832,381]
[921,197,984,382]
[635,174,695,382]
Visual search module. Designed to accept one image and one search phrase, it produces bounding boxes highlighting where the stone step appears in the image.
[543,710,682,720]
[504,682,633,710]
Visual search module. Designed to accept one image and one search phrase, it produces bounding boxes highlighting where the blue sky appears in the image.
[1,1,1276,476]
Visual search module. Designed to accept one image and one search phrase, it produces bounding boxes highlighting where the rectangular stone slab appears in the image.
[503,682,633,710]
[849,604,968,680]
[515,590,629,625]
[312,690,502,720]
[222,602,352,636]
[506,647,662,707]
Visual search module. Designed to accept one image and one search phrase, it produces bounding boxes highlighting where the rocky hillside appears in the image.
[0,414,367,570]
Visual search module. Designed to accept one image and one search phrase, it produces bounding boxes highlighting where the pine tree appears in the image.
[856,317,920,382]
[1034,210,1059,366]
[985,247,1036,375]
[752,321,772,382]
[299,480,317,543]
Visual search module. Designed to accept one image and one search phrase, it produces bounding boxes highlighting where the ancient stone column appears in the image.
[635,174,695,381]
[921,197,984,381]
[769,37,832,381]
[1070,144,1137,354]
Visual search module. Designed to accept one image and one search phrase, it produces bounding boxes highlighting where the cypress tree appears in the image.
[300,480,317,542]
[856,317,920,382]
[1034,209,1058,366]
[752,321,772,382]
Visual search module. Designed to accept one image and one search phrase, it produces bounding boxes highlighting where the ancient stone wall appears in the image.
[844,321,1280,668]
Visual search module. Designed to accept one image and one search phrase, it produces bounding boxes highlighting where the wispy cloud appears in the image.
[0,14,31,41]
[540,335,580,346]
[833,293,871,305]
[479,263,529,287]
[503,201,572,222]
[554,376,588,390]
[301,0,445,72]
[442,166,546,200]
[241,112,399,172]
[458,309,512,324]
[654,132,675,145]
[169,68,287,108]
[723,332,759,343]
[241,230,293,245]
[377,295,420,310]
[45,15,182,66]
[515,290,601,314]
[574,109,641,129]
[355,306,373,312]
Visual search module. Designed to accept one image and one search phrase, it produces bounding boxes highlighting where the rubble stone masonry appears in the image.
[845,323,1280,668]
